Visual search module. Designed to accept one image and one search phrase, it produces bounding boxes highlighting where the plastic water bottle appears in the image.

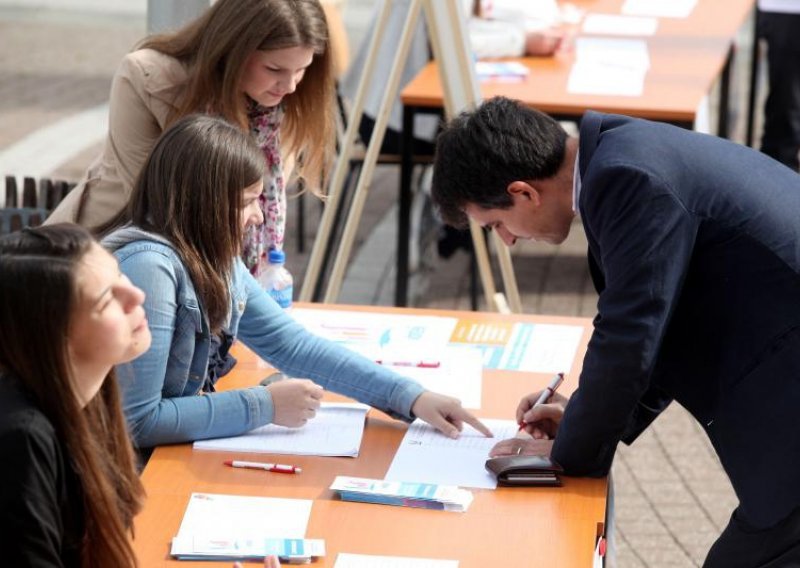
[261,250,293,310]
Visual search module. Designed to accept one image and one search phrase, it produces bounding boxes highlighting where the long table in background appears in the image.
[394,0,756,307]
[132,303,607,567]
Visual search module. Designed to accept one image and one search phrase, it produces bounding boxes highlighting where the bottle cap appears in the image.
[268,249,285,264]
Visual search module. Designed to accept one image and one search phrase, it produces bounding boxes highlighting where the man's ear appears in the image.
[506,181,540,205]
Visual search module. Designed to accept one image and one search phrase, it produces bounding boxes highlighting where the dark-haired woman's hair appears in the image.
[0,223,143,568]
[140,0,335,193]
[113,114,265,333]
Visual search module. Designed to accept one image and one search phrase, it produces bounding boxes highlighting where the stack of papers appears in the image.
[170,493,318,561]
[192,403,369,457]
[330,476,474,512]
[172,537,325,562]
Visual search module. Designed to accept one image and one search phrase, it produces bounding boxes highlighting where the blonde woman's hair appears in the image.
[141,0,335,194]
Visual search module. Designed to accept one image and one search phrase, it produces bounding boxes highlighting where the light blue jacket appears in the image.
[103,227,425,449]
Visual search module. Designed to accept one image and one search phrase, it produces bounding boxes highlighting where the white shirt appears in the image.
[572,147,582,215]
[758,0,800,14]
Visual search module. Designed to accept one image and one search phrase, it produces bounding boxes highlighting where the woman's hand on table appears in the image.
[234,555,280,568]
[267,379,323,427]
[412,391,492,439]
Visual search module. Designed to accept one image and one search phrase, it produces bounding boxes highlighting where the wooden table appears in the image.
[394,0,756,307]
[132,304,606,567]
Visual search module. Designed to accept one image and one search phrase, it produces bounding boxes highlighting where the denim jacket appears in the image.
[102,226,424,448]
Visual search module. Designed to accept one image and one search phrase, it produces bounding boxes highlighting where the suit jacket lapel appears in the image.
[578,111,604,181]
[578,111,606,292]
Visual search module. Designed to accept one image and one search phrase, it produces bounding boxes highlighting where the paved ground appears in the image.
[0,4,765,566]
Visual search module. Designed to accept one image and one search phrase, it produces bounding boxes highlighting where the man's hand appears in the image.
[412,391,492,439]
[517,390,568,439]
[489,434,554,458]
[267,379,324,427]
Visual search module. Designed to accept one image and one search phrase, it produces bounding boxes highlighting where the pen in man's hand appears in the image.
[224,460,302,474]
[518,372,565,431]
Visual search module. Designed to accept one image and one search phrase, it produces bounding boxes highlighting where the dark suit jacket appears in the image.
[552,111,800,528]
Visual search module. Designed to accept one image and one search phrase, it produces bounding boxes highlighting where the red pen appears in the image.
[224,460,302,474]
[518,372,565,431]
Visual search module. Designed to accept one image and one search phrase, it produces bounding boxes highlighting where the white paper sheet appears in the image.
[390,347,482,409]
[384,419,519,490]
[175,493,312,541]
[192,403,369,457]
[335,554,459,568]
[582,13,658,36]
[568,62,646,96]
[621,0,698,18]
[574,37,651,70]
[517,324,585,374]
[568,37,650,97]
[758,0,800,13]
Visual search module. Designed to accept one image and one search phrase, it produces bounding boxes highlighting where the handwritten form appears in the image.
[335,553,458,568]
[384,420,519,490]
[192,403,369,457]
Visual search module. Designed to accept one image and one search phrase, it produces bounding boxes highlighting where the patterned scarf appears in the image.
[243,98,286,277]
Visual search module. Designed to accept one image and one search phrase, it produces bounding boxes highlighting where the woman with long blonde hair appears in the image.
[47,0,336,278]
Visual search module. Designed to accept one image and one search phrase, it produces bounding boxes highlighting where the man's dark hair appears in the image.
[432,97,568,228]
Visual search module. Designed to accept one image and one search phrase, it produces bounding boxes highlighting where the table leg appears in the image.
[717,45,734,139]
[745,7,761,147]
[396,104,416,307]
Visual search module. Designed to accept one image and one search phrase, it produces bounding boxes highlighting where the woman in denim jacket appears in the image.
[102,114,490,450]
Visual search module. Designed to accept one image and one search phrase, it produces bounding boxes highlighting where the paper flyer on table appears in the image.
[290,308,458,361]
[384,419,519,490]
[170,493,314,559]
[390,347,482,409]
[330,476,473,512]
[449,320,583,373]
[172,537,325,561]
[193,403,369,457]
[174,493,311,540]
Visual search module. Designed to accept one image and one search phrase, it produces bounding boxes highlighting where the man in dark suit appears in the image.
[431,96,800,566]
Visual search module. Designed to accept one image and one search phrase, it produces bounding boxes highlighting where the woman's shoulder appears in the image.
[103,228,185,274]
[119,48,189,95]
[0,380,57,457]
